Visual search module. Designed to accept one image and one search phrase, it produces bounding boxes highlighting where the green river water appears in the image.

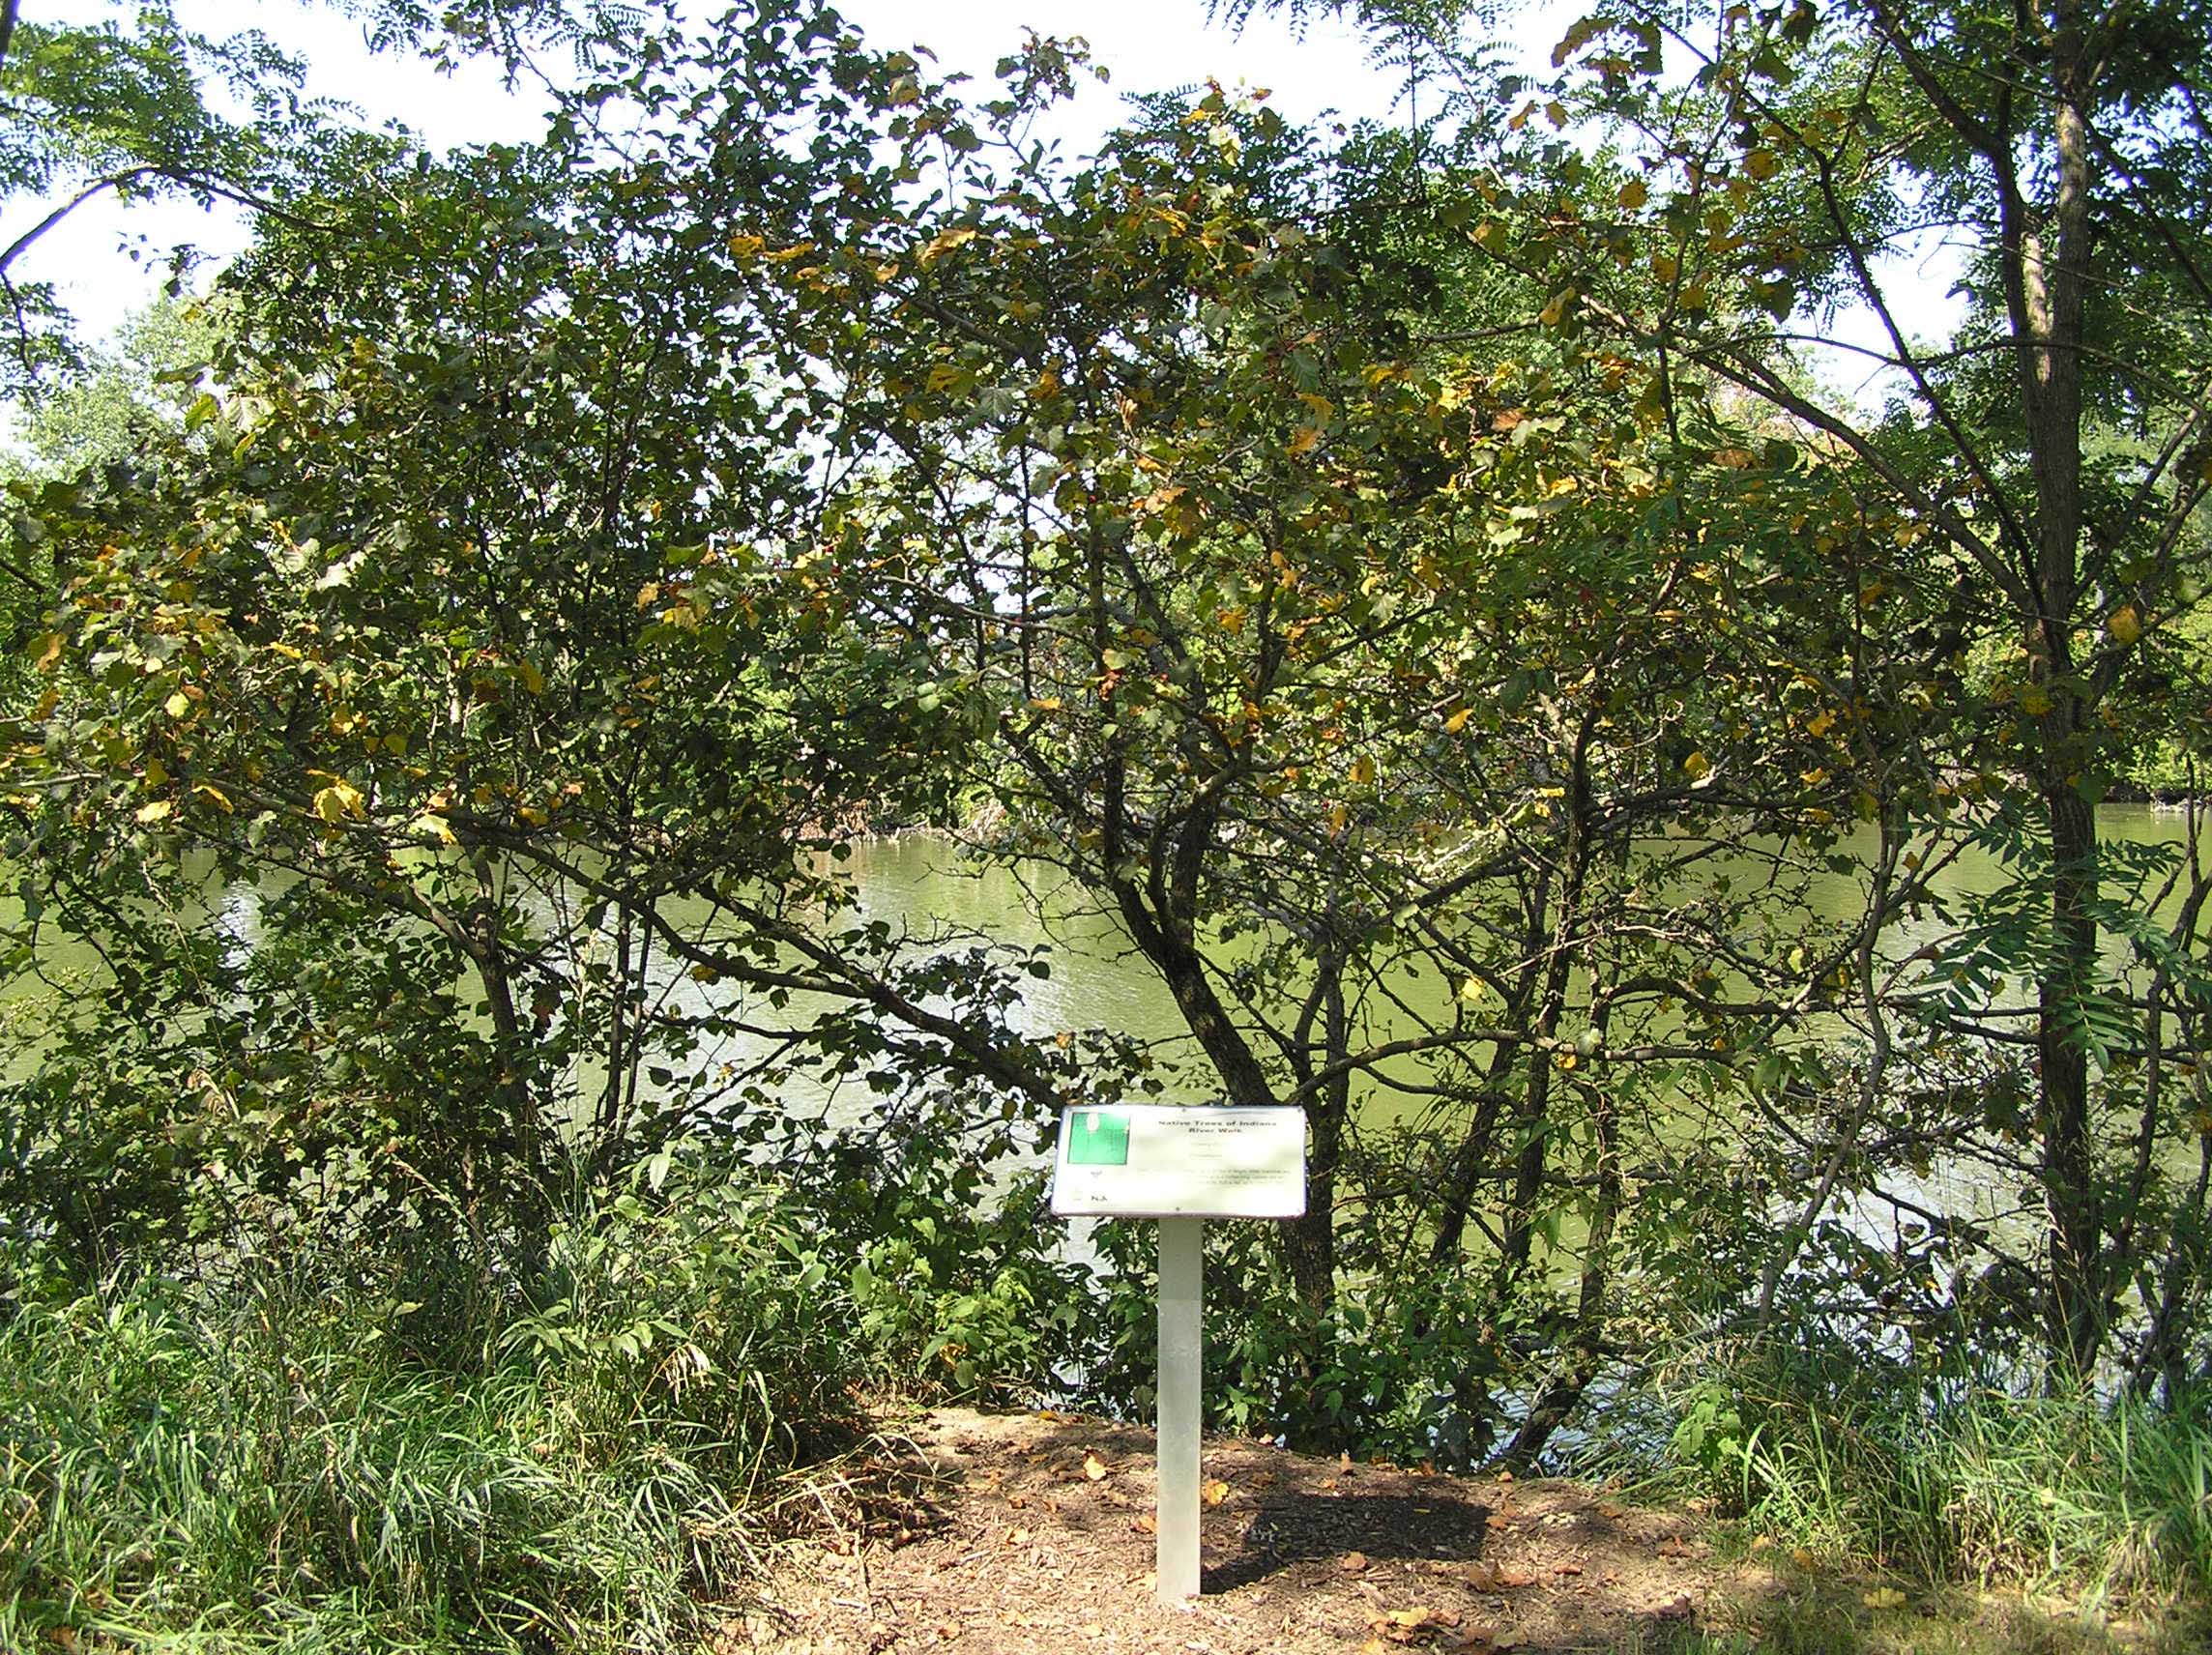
[7,806,2203,1245]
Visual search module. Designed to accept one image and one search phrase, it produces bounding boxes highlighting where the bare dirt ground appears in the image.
[728,1406,1750,1655]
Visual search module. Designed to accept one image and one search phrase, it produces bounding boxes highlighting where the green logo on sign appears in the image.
[1067,1109,1130,1166]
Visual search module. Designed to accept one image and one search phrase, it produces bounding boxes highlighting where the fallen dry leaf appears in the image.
[1368,1606,1469,1647]
[1553,1561,1584,1578]
[1082,1452,1109,1482]
[1005,1492,1029,1509]
[1132,1513,1156,1535]
[1202,1478,1230,1506]
[1004,1526,1031,1547]
[1656,1535,1692,1558]
[1485,1513,1514,1531]
[1339,1551,1372,1573]
[1495,1566,1537,1588]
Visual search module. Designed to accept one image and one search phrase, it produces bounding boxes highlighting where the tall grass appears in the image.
[0,1170,863,1653]
[1624,1342,2212,1611]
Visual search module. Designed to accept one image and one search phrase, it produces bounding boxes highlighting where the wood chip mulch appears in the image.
[726,1405,1749,1655]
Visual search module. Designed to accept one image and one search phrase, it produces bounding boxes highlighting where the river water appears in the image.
[8,806,2202,1193]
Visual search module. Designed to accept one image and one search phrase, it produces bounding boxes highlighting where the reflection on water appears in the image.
[6,809,2201,1252]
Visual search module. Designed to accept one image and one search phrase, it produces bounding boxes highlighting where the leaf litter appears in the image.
[734,1406,1753,1654]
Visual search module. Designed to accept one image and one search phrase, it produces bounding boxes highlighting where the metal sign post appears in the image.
[1046,1104,1307,1609]
[1155,1215,1205,1602]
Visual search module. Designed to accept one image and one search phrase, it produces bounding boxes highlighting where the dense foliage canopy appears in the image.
[1,0,2207,1520]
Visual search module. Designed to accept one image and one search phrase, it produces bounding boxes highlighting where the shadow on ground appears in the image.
[1205,1490,1491,1591]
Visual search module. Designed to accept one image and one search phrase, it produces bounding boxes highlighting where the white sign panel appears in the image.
[1049,1104,1307,1219]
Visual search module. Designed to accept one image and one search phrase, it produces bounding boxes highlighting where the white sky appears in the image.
[14,0,1455,343]
[11,0,1954,402]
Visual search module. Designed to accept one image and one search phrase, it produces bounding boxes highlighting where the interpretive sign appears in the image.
[1048,1104,1307,1219]
[1049,1103,1308,1606]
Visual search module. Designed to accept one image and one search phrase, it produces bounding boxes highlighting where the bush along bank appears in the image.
[0,1152,980,1655]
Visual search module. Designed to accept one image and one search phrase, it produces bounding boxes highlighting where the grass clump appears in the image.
[1644,1342,2212,1613]
[0,1164,862,1653]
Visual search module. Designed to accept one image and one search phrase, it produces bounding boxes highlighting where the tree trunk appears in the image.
[2036,766,2105,1369]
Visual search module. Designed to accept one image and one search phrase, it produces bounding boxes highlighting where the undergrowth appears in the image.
[1598,1339,2212,1617]
[0,1165,867,1654]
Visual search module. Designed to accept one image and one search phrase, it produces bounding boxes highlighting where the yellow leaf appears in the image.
[1745,148,1781,181]
[919,225,977,266]
[1862,1587,1906,1610]
[135,798,173,824]
[32,633,62,672]
[1286,424,1323,457]
[193,783,234,814]
[1083,1451,1109,1481]
[762,241,815,263]
[1202,1478,1229,1506]
[165,692,190,719]
[145,756,168,789]
[728,233,765,262]
[312,781,365,824]
[516,660,545,696]
[1445,706,1473,735]
[1683,749,1711,781]
[1616,178,1648,210]
[1351,752,1376,787]
[2109,604,2142,646]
